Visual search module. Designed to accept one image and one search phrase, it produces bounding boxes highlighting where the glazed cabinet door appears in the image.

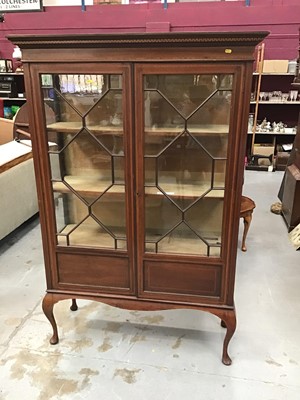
[30,64,136,295]
[135,63,245,304]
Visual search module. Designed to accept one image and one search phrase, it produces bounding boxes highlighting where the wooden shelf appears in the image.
[145,233,221,256]
[0,72,24,76]
[53,177,124,197]
[146,184,224,199]
[53,176,224,199]
[250,101,300,105]
[0,97,26,101]
[145,125,229,135]
[57,223,220,256]
[57,224,126,249]
[47,122,123,134]
[253,72,295,76]
[47,121,229,135]
[248,131,296,136]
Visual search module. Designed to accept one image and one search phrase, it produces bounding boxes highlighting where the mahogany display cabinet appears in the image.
[9,31,267,365]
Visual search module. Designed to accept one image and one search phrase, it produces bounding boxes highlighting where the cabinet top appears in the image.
[8,31,268,50]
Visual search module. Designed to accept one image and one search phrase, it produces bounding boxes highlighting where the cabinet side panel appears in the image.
[282,165,300,229]
[57,253,130,290]
[144,260,221,298]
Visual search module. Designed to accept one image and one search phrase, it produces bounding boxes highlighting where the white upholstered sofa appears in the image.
[0,118,38,241]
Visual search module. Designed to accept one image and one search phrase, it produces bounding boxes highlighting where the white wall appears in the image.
[43,0,93,6]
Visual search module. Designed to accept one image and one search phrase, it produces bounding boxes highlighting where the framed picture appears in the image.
[0,59,13,73]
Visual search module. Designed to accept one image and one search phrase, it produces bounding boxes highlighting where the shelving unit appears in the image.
[0,72,26,118]
[247,45,299,171]
[250,101,300,105]
[280,31,300,231]
[246,131,297,171]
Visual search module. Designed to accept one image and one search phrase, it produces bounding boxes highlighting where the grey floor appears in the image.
[0,171,299,400]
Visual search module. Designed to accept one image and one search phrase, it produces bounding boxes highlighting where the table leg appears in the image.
[242,212,252,252]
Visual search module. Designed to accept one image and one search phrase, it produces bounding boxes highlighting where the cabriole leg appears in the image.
[221,311,237,366]
[42,293,59,345]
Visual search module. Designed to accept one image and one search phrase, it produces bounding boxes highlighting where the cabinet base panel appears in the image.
[42,292,236,366]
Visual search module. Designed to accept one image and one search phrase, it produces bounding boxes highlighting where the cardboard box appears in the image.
[263,60,289,73]
[253,144,274,156]
[0,117,14,145]
[276,151,290,170]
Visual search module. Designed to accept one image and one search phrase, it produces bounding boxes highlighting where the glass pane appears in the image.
[86,90,123,130]
[157,132,213,210]
[41,74,123,154]
[56,213,115,249]
[64,93,100,117]
[44,104,82,152]
[185,198,224,243]
[43,73,127,250]
[143,73,231,257]
[144,90,185,130]
[57,235,68,246]
[86,90,124,156]
[144,91,184,156]
[52,189,88,235]
[157,223,208,256]
[145,157,156,185]
[209,246,221,257]
[208,189,224,198]
[144,74,233,92]
[50,91,83,124]
[214,159,226,188]
[117,240,127,250]
[56,129,112,203]
[68,217,115,249]
[53,192,68,234]
[110,75,122,89]
[144,75,158,90]
[144,74,219,119]
[49,153,61,180]
[145,242,156,253]
[188,90,231,158]
[58,74,105,95]
[113,157,125,184]
[145,188,181,242]
[92,186,126,239]
[219,75,233,90]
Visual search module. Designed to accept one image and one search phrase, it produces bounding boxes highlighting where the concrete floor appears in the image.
[0,171,299,400]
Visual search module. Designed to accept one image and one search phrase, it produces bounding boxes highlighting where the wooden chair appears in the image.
[240,195,256,252]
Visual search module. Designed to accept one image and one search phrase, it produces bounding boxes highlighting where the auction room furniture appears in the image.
[240,195,256,252]
[246,43,298,171]
[0,115,38,240]
[281,121,300,231]
[9,31,267,365]
[279,32,300,231]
